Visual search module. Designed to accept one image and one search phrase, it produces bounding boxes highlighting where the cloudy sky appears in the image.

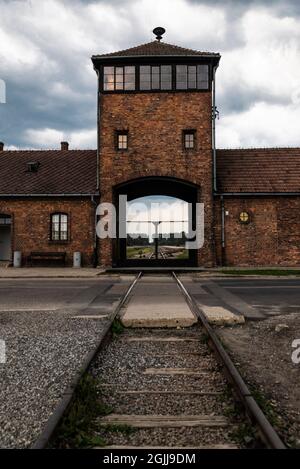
[0,0,300,150]
[127,195,189,238]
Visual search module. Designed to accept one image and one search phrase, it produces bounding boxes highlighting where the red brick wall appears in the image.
[214,197,300,266]
[0,199,95,266]
[99,91,214,267]
[277,198,300,265]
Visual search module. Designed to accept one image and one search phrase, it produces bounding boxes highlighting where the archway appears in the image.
[0,214,12,261]
[113,177,199,267]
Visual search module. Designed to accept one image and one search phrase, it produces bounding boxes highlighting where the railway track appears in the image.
[33,268,285,450]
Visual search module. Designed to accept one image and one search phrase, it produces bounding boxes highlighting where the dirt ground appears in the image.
[217,312,300,448]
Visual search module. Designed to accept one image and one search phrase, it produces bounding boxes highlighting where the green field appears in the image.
[126,246,154,259]
[174,249,189,259]
[126,246,189,260]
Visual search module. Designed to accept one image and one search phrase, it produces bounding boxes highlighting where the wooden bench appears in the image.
[27,251,66,267]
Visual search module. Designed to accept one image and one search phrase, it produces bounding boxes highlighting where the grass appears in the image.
[218,384,235,403]
[126,246,153,259]
[51,374,113,448]
[218,384,256,447]
[111,318,124,335]
[199,332,210,344]
[174,249,189,259]
[221,269,300,276]
[225,377,284,446]
[100,423,136,435]
[218,380,282,447]
[229,422,256,447]
[250,387,280,428]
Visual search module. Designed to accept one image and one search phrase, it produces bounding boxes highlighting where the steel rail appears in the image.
[172,270,286,449]
[31,271,143,449]
[158,251,284,448]
[31,253,285,450]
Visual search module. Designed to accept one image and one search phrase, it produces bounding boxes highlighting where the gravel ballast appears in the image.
[88,326,247,449]
[0,309,112,448]
[217,312,300,448]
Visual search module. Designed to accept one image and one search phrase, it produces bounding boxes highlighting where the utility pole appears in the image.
[152,221,161,259]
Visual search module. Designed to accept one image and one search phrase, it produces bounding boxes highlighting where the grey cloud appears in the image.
[0,57,97,148]
[187,0,300,15]
[217,83,291,115]
[0,0,299,149]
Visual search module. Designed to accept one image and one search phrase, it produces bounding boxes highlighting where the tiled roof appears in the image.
[217,148,300,193]
[1,147,299,196]
[92,40,220,58]
[0,150,97,195]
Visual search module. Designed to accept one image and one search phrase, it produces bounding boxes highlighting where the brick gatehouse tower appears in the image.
[92,28,221,267]
[2,28,298,268]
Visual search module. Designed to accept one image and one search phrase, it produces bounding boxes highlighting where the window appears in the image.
[116,131,128,150]
[103,66,135,91]
[183,130,196,150]
[103,64,209,92]
[51,213,68,241]
[176,64,209,90]
[103,66,114,91]
[176,65,187,89]
[0,214,11,225]
[161,65,172,90]
[140,65,172,90]
[239,211,250,224]
[197,64,209,89]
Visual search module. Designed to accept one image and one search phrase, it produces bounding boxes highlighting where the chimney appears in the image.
[0,142,4,151]
[61,141,69,151]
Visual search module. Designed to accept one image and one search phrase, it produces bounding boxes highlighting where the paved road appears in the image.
[1,276,299,318]
[213,278,300,317]
[0,275,132,448]
[0,277,299,317]
[0,278,130,312]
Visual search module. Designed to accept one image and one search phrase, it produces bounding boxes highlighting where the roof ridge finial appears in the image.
[153,27,166,42]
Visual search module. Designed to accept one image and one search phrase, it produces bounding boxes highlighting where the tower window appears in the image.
[140,65,172,90]
[176,65,209,90]
[183,130,196,150]
[197,64,209,89]
[104,66,135,91]
[103,64,209,92]
[51,213,68,241]
[116,131,128,150]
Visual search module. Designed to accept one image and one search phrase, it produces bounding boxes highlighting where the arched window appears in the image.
[51,213,68,241]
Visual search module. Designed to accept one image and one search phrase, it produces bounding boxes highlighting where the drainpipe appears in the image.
[96,68,100,191]
[91,195,98,268]
[212,65,217,193]
[221,195,226,266]
[94,67,101,266]
[211,64,218,266]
